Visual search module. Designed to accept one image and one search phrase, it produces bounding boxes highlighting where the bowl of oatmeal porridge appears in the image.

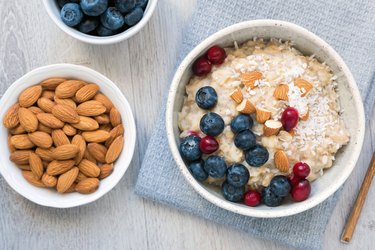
[166,20,365,217]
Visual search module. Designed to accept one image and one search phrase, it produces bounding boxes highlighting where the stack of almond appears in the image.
[3,78,124,194]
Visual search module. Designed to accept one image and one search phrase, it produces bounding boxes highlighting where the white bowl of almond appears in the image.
[166,20,365,217]
[0,64,136,208]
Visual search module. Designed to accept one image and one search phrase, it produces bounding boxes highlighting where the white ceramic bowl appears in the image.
[42,0,158,45]
[166,20,365,218]
[0,64,136,208]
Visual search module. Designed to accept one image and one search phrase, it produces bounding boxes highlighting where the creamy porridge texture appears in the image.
[178,39,350,191]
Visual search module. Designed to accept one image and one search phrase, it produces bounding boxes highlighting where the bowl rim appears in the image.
[166,19,365,218]
[0,63,137,208]
[42,0,158,45]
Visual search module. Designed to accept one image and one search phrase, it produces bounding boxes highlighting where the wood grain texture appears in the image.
[0,0,374,249]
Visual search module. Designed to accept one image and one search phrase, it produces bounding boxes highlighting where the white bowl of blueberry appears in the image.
[43,0,158,44]
[166,20,365,218]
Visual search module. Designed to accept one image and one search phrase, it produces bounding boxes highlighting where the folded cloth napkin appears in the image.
[135,0,375,249]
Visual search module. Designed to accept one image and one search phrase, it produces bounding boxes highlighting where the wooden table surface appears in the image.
[0,1,374,249]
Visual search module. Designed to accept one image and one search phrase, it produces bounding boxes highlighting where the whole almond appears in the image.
[87,143,107,163]
[274,150,290,173]
[52,129,70,146]
[94,93,113,112]
[57,167,79,193]
[22,171,46,188]
[55,80,85,98]
[95,114,110,124]
[37,97,55,113]
[8,134,16,152]
[10,134,35,149]
[47,160,75,175]
[82,130,110,143]
[37,113,64,129]
[41,90,55,100]
[75,84,99,103]
[71,134,86,164]
[41,173,57,187]
[35,147,55,161]
[65,183,77,193]
[52,104,80,123]
[99,164,113,179]
[75,178,99,194]
[54,97,77,109]
[17,164,31,171]
[105,135,124,163]
[105,124,124,147]
[28,131,53,148]
[52,144,79,160]
[40,78,66,90]
[84,149,97,164]
[19,85,42,107]
[18,107,38,132]
[100,123,112,132]
[38,123,52,134]
[9,124,26,135]
[77,100,106,116]
[78,159,100,177]
[71,116,99,131]
[10,150,32,165]
[76,172,88,182]
[3,103,20,128]
[29,152,44,179]
[62,124,77,136]
[109,107,121,127]
[29,106,44,114]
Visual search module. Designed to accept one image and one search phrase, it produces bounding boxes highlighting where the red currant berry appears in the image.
[288,174,301,187]
[192,57,212,76]
[207,45,227,65]
[293,162,311,179]
[187,131,201,138]
[281,107,299,132]
[244,190,261,207]
[290,179,311,202]
[199,135,219,154]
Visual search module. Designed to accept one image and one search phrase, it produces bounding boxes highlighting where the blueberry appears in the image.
[78,18,99,33]
[234,130,256,150]
[195,86,218,110]
[96,24,116,36]
[203,155,227,178]
[114,0,136,13]
[124,7,144,26]
[200,112,224,137]
[57,0,79,8]
[226,164,249,187]
[179,135,201,162]
[80,0,108,16]
[222,182,245,202]
[230,114,253,133]
[245,144,269,167]
[135,0,148,9]
[262,187,283,207]
[100,7,125,30]
[60,3,83,27]
[189,161,207,181]
[269,175,291,197]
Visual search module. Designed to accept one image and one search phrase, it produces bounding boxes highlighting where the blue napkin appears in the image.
[135,1,375,249]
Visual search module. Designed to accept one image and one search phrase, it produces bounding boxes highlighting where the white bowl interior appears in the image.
[167,20,365,217]
[0,64,136,208]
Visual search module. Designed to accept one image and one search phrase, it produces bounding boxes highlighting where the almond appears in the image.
[71,116,99,131]
[82,130,110,143]
[78,159,100,177]
[3,103,20,128]
[94,114,110,124]
[17,164,31,171]
[109,107,121,127]
[35,147,55,161]
[41,173,57,187]
[9,124,26,135]
[28,131,53,149]
[236,99,256,114]
[8,134,16,153]
[22,171,46,188]
[294,78,313,97]
[229,88,243,104]
[299,108,309,121]
[99,164,113,179]
[105,135,124,163]
[18,107,38,132]
[256,108,271,124]
[37,97,55,113]
[54,97,77,109]
[29,152,44,179]
[10,150,32,165]
[75,178,99,194]
[100,123,112,132]
[19,85,42,107]
[62,124,77,136]
[52,144,79,160]
[37,113,64,129]
[38,123,52,134]
[94,93,113,112]
[57,167,79,193]
[274,150,290,173]
[10,134,35,149]
[46,160,75,175]
[28,106,44,114]
[273,84,289,101]
[71,134,86,165]
[76,100,106,116]
[75,84,99,103]
[87,143,107,163]
[52,129,70,146]
[105,124,124,147]
[52,104,80,123]
[84,149,97,164]
[41,90,55,100]
[240,71,263,89]
[263,120,283,137]
[65,183,77,193]
[76,172,88,182]
[40,78,66,90]
[55,80,85,98]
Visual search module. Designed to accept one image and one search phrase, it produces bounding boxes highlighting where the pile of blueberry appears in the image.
[58,0,148,36]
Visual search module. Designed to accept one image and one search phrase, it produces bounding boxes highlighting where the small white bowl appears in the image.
[42,0,158,45]
[166,20,365,218]
[0,64,136,208]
